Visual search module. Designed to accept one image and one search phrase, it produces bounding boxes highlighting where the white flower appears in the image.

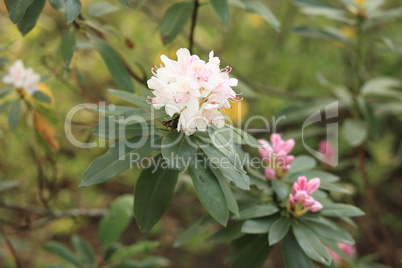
[147,48,241,135]
[2,60,40,95]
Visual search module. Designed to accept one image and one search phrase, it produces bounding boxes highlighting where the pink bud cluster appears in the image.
[2,60,40,95]
[328,243,356,263]
[288,176,323,217]
[258,134,295,179]
[319,140,336,166]
[147,48,241,135]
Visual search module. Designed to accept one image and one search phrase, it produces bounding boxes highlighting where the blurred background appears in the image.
[0,0,401,267]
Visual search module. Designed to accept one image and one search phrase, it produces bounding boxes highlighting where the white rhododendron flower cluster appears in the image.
[2,60,40,95]
[147,48,241,135]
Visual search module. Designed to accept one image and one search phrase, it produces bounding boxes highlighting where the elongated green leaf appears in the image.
[49,0,82,24]
[198,139,249,190]
[210,0,229,24]
[99,195,134,246]
[92,105,136,116]
[288,155,317,173]
[17,0,45,36]
[320,203,365,217]
[71,236,96,266]
[293,26,352,45]
[301,215,354,244]
[284,170,339,183]
[241,215,279,234]
[118,108,167,123]
[234,204,278,220]
[60,29,76,66]
[292,221,332,265]
[231,235,273,268]
[208,127,239,166]
[282,234,314,268]
[162,131,196,171]
[86,1,119,18]
[208,221,244,243]
[93,119,157,140]
[81,135,162,187]
[108,89,150,109]
[134,157,179,232]
[91,35,134,92]
[174,215,211,247]
[271,179,289,200]
[32,91,51,104]
[160,2,194,44]
[231,0,280,31]
[214,169,239,216]
[0,86,13,99]
[8,99,21,131]
[188,159,229,226]
[43,241,82,267]
[4,0,34,23]
[268,217,291,245]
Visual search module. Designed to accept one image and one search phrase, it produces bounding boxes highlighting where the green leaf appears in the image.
[108,89,150,109]
[268,217,291,245]
[99,195,134,246]
[0,180,20,192]
[198,138,250,190]
[93,119,157,140]
[86,1,119,18]
[49,0,82,25]
[8,99,21,131]
[342,119,368,147]
[118,108,167,123]
[293,26,352,45]
[232,0,280,31]
[300,215,355,244]
[292,221,332,265]
[234,204,278,220]
[241,215,279,234]
[32,90,51,104]
[0,86,13,99]
[231,235,273,268]
[17,0,45,36]
[43,241,82,267]
[210,0,229,24]
[284,170,339,183]
[208,221,244,243]
[160,2,194,45]
[162,131,196,171]
[91,105,136,116]
[271,179,289,200]
[71,236,96,266]
[174,215,211,247]
[91,36,134,92]
[361,77,402,101]
[208,127,239,166]
[282,234,314,268]
[215,170,240,216]
[81,135,162,187]
[134,157,179,232]
[0,102,11,115]
[60,29,76,66]
[4,0,34,23]
[288,155,317,173]
[320,203,365,217]
[188,159,229,226]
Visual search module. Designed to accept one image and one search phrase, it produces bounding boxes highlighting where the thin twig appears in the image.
[0,225,22,268]
[189,0,200,54]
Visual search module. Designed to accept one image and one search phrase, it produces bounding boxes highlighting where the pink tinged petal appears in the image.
[270,134,282,151]
[301,196,316,207]
[297,176,308,191]
[306,178,320,195]
[288,194,296,205]
[309,200,323,212]
[285,155,295,165]
[264,167,276,180]
[294,190,308,202]
[258,139,272,162]
[283,139,295,154]
[338,243,356,258]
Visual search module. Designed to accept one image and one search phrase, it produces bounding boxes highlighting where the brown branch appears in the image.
[189,0,200,54]
[358,147,396,267]
[0,225,22,268]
